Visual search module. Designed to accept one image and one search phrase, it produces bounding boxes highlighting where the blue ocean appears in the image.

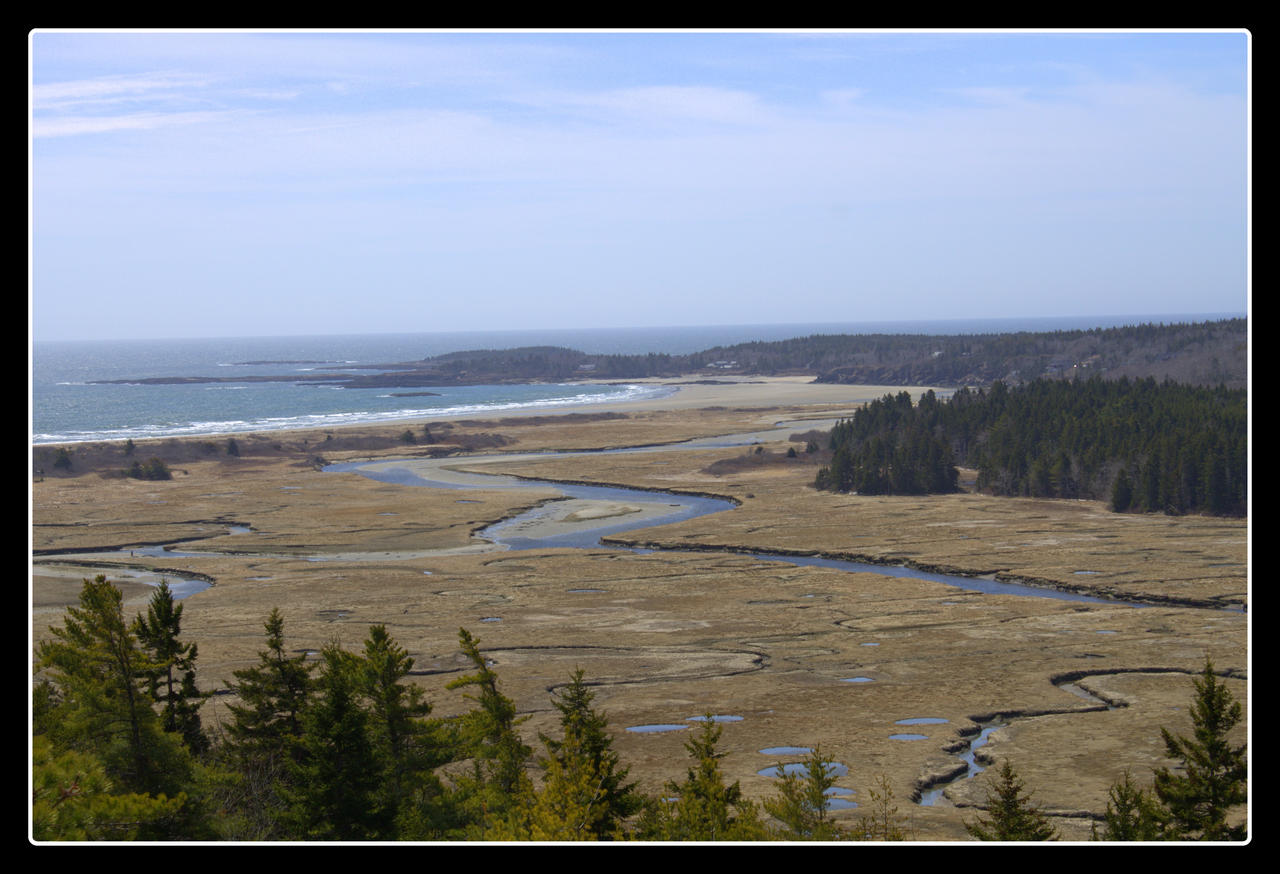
[31,315,1238,445]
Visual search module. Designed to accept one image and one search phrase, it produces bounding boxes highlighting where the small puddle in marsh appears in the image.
[626,724,688,734]
[757,761,850,779]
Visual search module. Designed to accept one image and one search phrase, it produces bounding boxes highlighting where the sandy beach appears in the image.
[31,375,1247,840]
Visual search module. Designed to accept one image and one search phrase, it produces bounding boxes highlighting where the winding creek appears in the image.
[37,422,1240,810]
[324,425,1134,607]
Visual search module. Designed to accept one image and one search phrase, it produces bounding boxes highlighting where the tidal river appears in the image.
[327,423,1132,608]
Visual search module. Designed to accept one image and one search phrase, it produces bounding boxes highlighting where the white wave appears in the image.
[32,383,674,444]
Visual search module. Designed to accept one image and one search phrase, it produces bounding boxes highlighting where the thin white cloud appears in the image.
[32,71,213,110]
[32,110,233,138]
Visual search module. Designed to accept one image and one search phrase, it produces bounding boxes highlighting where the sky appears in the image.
[30,29,1249,342]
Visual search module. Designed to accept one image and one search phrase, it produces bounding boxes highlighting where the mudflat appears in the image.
[31,377,1248,841]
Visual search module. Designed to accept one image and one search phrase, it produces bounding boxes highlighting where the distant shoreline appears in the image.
[33,376,933,449]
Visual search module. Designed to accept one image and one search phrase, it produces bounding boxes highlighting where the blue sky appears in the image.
[30,30,1249,342]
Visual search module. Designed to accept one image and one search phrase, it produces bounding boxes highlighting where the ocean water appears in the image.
[31,315,1237,445]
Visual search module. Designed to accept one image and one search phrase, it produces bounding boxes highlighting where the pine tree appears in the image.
[32,735,185,841]
[964,761,1057,841]
[1152,659,1247,840]
[133,580,209,755]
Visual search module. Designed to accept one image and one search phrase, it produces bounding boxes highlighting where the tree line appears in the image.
[816,377,1247,517]
[32,577,1245,841]
[406,318,1244,389]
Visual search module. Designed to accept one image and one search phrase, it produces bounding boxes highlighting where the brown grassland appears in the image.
[31,385,1248,841]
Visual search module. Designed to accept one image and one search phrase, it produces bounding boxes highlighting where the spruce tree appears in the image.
[357,624,447,836]
[637,717,767,841]
[222,608,315,838]
[133,580,209,755]
[762,746,845,840]
[283,645,382,840]
[540,669,641,838]
[225,608,315,759]
[1092,770,1167,841]
[36,576,191,800]
[446,628,532,832]
[1152,659,1247,840]
[964,761,1057,841]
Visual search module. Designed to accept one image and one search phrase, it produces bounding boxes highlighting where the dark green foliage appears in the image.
[539,669,641,838]
[1152,660,1247,840]
[224,609,315,761]
[133,581,209,755]
[1111,468,1134,512]
[820,377,1245,516]
[400,429,416,444]
[124,438,135,456]
[127,457,172,480]
[357,624,449,836]
[282,646,383,840]
[816,390,959,496]
[964,761,1057,841]
[221,608,315,838]
[35,577,194,803]
[53,447,72,470]
[226,438,239,456]
[1093,770,1167,841]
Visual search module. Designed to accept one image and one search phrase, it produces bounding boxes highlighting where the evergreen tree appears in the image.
[1092,770,1167,841]
[964,761,1057,841]
[32,735,185,841]
[133,581,209,755]
[36,576,191,800]
[357,624,447,836]
[762,746,845,840]
[225,609,315,758]
[637,717,768,841]
[283,645,383,840]
[539,669,641,838]
[1152,659,1247,840]
[493,728,616,841]
[222,608,315,838]
[446,628,532,832]
[1111,468,1134,512]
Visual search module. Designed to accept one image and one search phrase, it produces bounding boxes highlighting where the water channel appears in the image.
[326,424,1136,607]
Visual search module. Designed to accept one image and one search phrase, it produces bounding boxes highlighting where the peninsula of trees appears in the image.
[91,318,1246,391]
